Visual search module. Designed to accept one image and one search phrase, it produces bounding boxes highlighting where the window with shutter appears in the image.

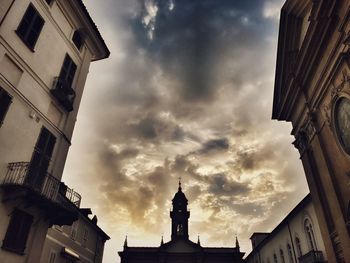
[2,209,33,254]
[0,87,12,127]
[59,55,77,89]
[26,127,56,189]
[16,4,44,50]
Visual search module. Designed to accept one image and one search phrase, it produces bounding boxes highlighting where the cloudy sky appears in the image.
[63,0,309,261]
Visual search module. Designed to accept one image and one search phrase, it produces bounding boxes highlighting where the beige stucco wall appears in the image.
[0,0,103,262]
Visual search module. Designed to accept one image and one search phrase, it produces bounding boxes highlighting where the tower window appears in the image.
[176,224,184,235]
[0,87,12,127]
[2,209,33,254]
[16,4,44,50]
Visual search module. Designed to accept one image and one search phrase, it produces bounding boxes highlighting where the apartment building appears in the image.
[0,0,109,262]
[40,208,109,263]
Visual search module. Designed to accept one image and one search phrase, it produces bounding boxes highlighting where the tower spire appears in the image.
[197,234,201,246]
[235,235,240,250]
[178,176,182,191]
[124,235,128,248]
[161,235,164,245]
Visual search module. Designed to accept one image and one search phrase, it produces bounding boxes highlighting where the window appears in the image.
[280,249,286,263]
[59,54,77,89]
[26,127,56,189]
[72,30,83,50]
[295,237,302,257]
[273,253,278,263]
[16,4,44,50]
[82,228,88,247]
[304,219,316,251]
[49,250,56,263]
[2,209,33,254]
[287,243,294,263]
[70,221,78,240]
[334,96,350,154]
[0,87,12,126]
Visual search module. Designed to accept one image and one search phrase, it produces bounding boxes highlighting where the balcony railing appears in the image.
[2,162,81,208]
[50,77,76,112]
[299,250,325,263]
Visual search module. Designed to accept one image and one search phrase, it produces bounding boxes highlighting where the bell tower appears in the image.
[170,179,190,241]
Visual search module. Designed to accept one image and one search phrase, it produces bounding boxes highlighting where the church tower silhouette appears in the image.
[170,180,190,240]
[118,181,244,263]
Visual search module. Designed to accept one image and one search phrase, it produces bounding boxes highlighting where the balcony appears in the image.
[1,162,81,225]
[299,250,325,263]
[50,77,76,112]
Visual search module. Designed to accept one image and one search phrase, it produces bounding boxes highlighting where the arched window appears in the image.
[287,243,294,263]
[295,237,302,257]
[273,253,278,263]
[280,249,286,263]
[304,219,316,250]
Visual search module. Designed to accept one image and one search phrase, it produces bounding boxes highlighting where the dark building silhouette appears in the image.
[118,182,244,263]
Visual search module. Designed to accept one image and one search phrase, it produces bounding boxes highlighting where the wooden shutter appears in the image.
[0,87,12,125]
[17,4,44,49]
[59,55,77,88]
[2,209,33,254]
[26,127,56,189]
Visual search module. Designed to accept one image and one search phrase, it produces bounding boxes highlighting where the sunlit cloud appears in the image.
[63,0,308,262]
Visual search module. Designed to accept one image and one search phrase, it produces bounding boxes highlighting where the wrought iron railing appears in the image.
[51,77,76,112]
[2,162,81,208]
[299,250,325,263]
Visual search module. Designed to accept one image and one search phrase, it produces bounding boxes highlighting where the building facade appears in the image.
[246,194,326,263]
[118,183,244,263]
[40,208,110,263]
[0,0,109,262]
[273,0,350,262]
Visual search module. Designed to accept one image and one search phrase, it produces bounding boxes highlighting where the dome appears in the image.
[172,182,188,204]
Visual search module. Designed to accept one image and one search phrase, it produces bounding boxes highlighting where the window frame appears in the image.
[15,3,45,51]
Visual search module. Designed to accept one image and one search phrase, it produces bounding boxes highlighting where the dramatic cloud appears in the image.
[62,0,309,262]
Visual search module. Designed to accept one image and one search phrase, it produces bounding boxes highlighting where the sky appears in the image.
[63,0,309,262]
